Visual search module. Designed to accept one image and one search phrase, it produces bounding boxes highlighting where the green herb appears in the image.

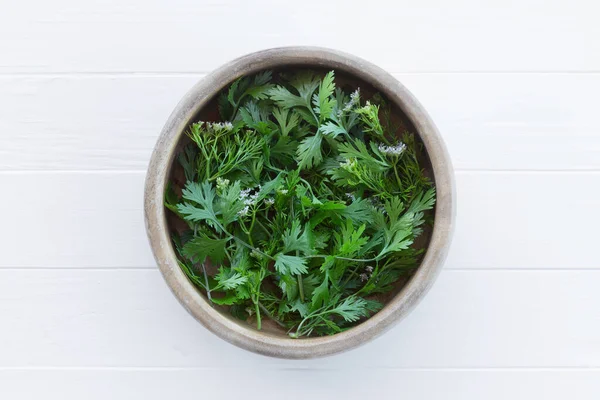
[166,70,435,337]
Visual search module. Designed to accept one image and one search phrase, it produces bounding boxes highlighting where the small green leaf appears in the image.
[311,272,330,309]
[274,254,308,275]
[319,121,346,138]
[296,134,323,170]
[215,267,248,290]
[313,71,336,121]
[181,235,228,264]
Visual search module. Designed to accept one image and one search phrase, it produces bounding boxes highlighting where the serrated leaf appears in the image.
[279,274,298,301]
[313,70,336,121]
[211,292,241,306]
[267,86,306,109]
[311,272,330,309]
[216,180,245,225]
[215,267,248,290]
[181,235,228,264]
[289,299,309,318]
[289,71,320,102]
[245,84,274,100]
[177,203,215,224]
[294,108,318,126]
[274,254,308,275]
[273,107,300,136]
[319,121,347,138]
[227,78,241,106]
[331,296,369,322]
[282,220,312,254]
[341,198,374,224]
[296,134,323,170]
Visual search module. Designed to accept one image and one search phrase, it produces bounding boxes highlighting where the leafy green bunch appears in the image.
[166,69,435,337]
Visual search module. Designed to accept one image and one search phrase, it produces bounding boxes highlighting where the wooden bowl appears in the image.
[144,47,455,358]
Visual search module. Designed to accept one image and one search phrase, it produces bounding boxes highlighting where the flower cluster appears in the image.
[340,158,357,170]
[237,205,250,217]
[207,121,233,132]
[240,186,261,206]
[377,142,406,156]
[360,265,374,282]
[216,177,230,192]
[343,88,361,112]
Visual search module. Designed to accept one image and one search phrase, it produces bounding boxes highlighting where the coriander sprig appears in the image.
[166,70,435,337]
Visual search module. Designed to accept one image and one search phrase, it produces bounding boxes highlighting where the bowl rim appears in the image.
[144,46,455,359]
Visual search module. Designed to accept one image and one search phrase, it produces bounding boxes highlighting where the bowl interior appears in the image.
[164,66,436,338]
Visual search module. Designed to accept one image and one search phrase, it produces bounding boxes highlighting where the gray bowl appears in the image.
[144,47,455,359]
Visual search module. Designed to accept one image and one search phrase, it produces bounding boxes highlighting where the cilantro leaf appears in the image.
[273,107,300,136]
[274,254,308,275]
[312,70,336,121]
[282,220,313,254]
[296,134,323,170]
[215,267,248,290]
[181,235,228,264]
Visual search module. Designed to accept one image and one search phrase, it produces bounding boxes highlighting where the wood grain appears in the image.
[0,171,597,269]
[2,368,599,400]
[1,268,598,368]
[0,0,597,73]
[1,73,599,170]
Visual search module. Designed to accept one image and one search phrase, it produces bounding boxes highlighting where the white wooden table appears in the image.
[1,1,599,398]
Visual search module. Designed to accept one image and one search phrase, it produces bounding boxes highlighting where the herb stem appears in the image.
[258,302,286,328]
[393,164,402,188]
[254,297,262,330]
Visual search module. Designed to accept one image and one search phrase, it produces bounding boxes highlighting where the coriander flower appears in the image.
[365,265,374,273]
[265,197,275,205]
[342,88,361,112]
[360,273,369,282]
[216,177,230,191]
[277,188,288,195]
[237,205,250,217]
[378,142,407,156]
[240,188,251,199]
[340,158,357,170]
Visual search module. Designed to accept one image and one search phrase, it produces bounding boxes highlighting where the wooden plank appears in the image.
[1,368,599,400]
[0,171,598,269]
[0,269,598,367]
[1,73,599,171]
[0,0,597,73]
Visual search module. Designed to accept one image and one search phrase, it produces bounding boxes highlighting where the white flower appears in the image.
[207,121,233,132]
[342,88,360,112]
[360,273,369,282]
[346,193,356,202]
[277,188,288,195]
[237,205,250,217]
[378,142,406,156]
[265,197,275,205]
[365,265,374,273]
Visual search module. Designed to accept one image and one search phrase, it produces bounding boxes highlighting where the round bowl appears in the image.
[144,46,455,359]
